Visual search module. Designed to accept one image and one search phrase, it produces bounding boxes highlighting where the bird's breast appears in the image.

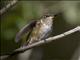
[41,22,52,32]
[27,21,52,44]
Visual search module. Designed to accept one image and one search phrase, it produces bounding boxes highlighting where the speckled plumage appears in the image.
[15,15,54,46]
[27,16,54,45]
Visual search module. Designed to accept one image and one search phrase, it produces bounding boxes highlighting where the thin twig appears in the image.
[0,0,18,15]
[0,26,80,60]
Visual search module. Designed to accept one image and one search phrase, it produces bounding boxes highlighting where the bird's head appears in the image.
[42,14,54,22]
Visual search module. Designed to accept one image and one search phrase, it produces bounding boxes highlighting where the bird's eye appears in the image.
[44,15,49,18]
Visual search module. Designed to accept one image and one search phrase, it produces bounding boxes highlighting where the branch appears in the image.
[0,26,80,60]
[0,0,18,15]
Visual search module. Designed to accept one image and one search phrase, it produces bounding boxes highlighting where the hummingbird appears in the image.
[15,14,54,47]
[15,14,55,60]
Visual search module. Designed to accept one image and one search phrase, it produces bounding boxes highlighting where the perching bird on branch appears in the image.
[15,14,54,60]
[15,14,54,47]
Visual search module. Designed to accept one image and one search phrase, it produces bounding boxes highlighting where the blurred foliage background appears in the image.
[0,1,80,60]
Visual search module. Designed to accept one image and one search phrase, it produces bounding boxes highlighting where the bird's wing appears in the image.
[15,20,37,43]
